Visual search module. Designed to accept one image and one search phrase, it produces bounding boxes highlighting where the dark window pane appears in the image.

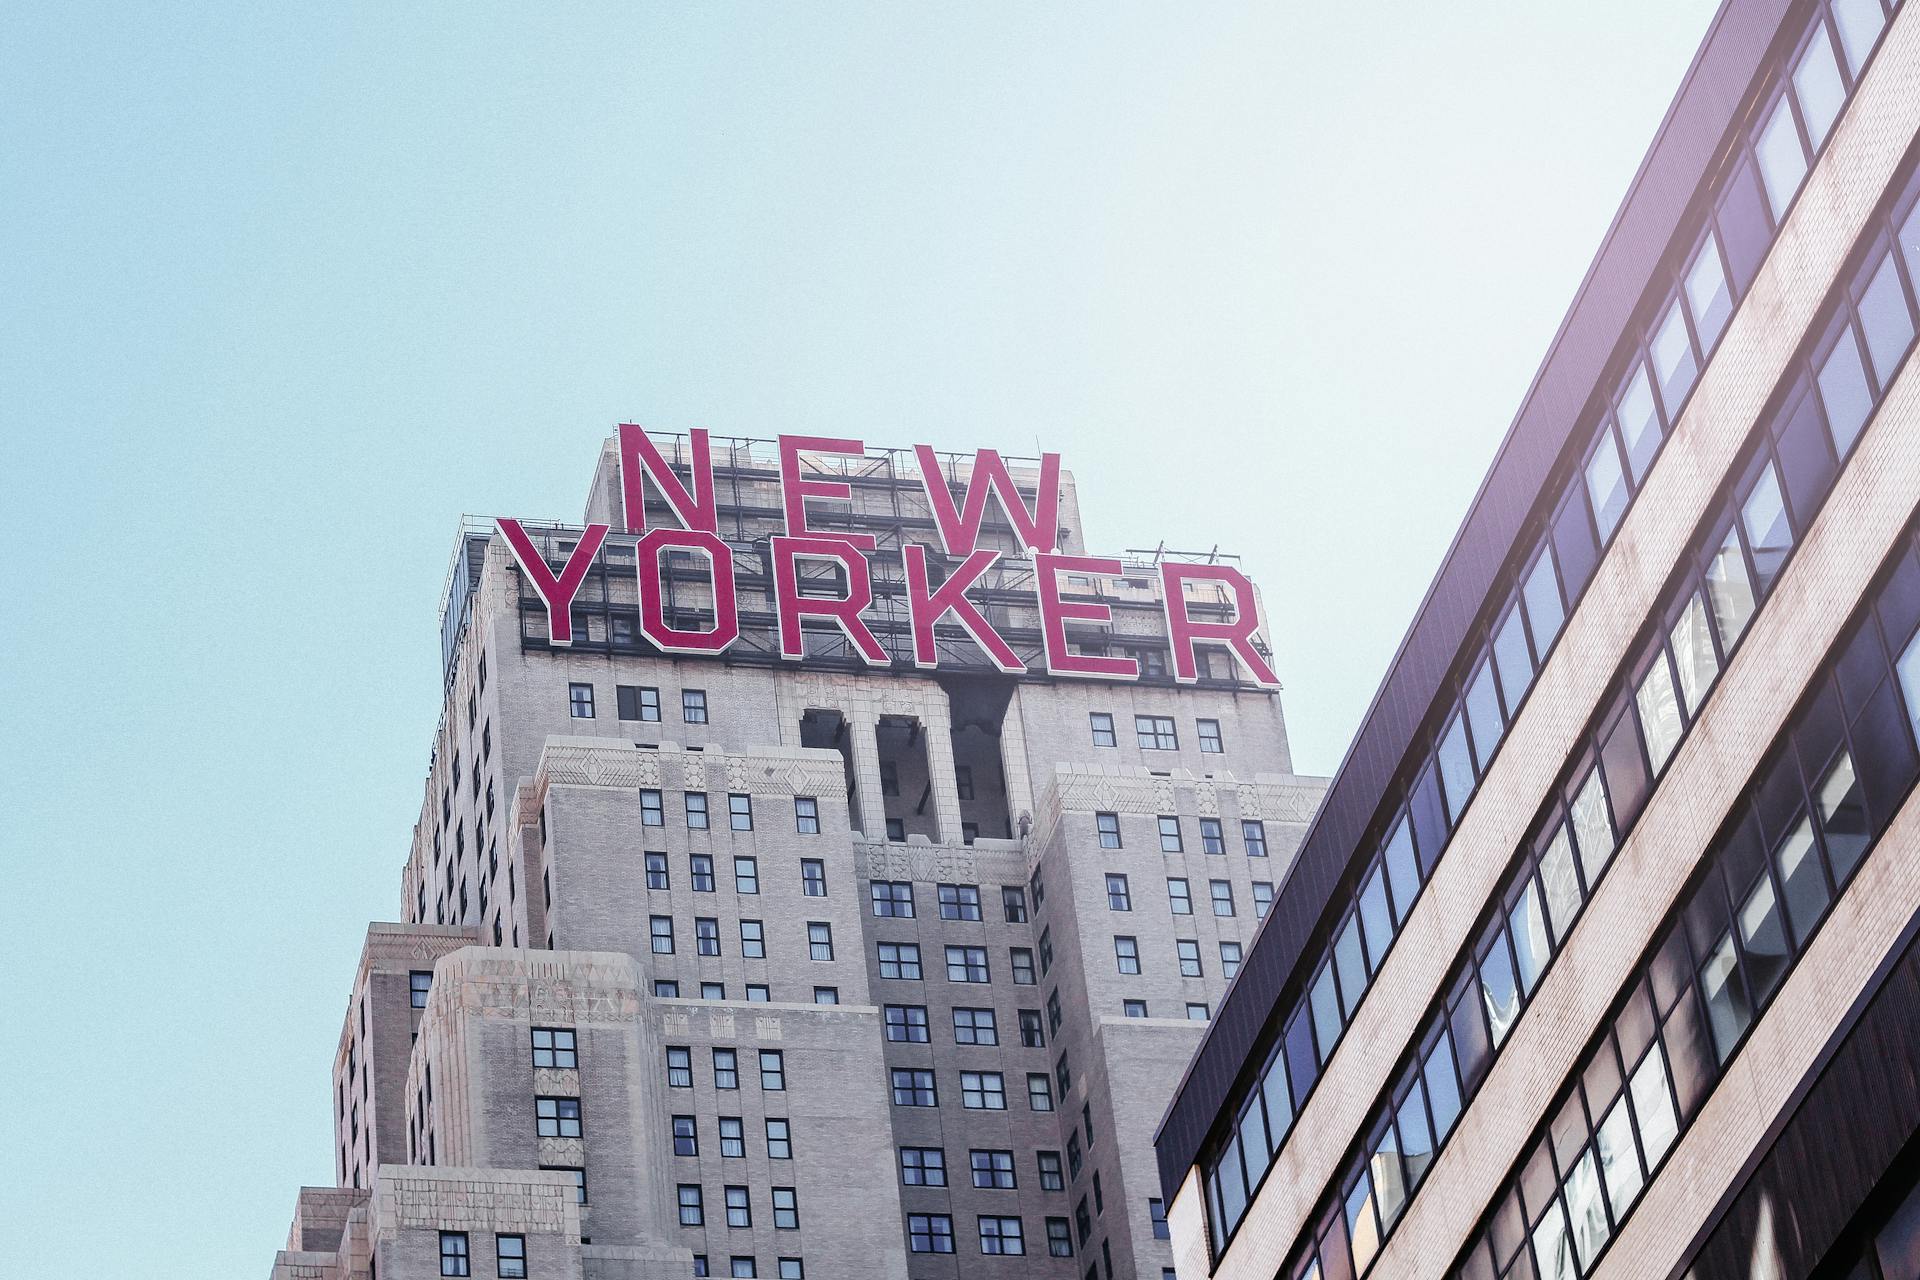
[1284,1009,1318,1111]
[1661,988,1715,1120]
[1409,766,1448,877]
[1716,156,1772,294]
[1851,678,1919,831]
[1450,987,1493,1095]
[1599,706,1651,832]
[1773,380,1838,526]
[1552,485,1600,605]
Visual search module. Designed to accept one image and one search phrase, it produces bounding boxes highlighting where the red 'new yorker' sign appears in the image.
[496,428,1278,688]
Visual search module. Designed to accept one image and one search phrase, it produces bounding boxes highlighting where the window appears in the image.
[972,1148,1017,1189]
[658,977,679,996]
[673,1115,698,1156]
[800,859,826,895]
[691,854,715,892]
[617,684,660,721]
[1003,886,1029,922]
[740,919,765,958]
[536,1096,582,1138]
[1755,88,1810,221]
[892,1068,937,1107]
[980,1216,1025,1255]
[410,971,432,1008]
[1200,818,1225,854]
[1096,812,1122,849]
[885,1004,930,1043]
[641,789,665,827]
[938,883,983,920]
[645,852,669,890]
[1038,1150,1064,1190]
[1047,1218,1073,1257]
[1149,1198,1170,1240]
[666,1046,693,1087]
[908,1214,954,1254]
[1221,941,1243,979]
[733,856,759,895]
[1585,427,1630,546]
[1011,948,1036,985]
[440,1231,471,1277]
[1150,882,1189,926]
[1158,816,1183,852]
[682,689,708,723]
[713,1049,739,1089]
[878,942,922,980]
[650,916,675,954]
[946,946,989,982]
[806,922,833,961]
[678,1184,705,1226]
[871,881,914,917]
[531,1027,577,1068]
[962,1071,1007,1109]
[1089,713,1116,747]
[487,1228,526,1280]
[811,986,835,1004]
[954,1007,998,1045]
[772,1186,799,1230]
[955,765,975,799]
[1187,1002,1209,1021]
[1020,1009,1045,1047]
[728,794,753,830]
[1106,873,1132,911]
[1243,820,1268,857]
[777,1263,801,1280]
[1136,715,1178,750]
[1115,936,1141,975]
[682,791,709,830]
[1253,880,1274,918]
[568,683,594,719]
[885,817,906,841]
[1177,939,1203,977]
[1198,719,1224,753]
[901,1146,947,1186]
[1028,1074,1054,1111]
[696,917,721,956]
[538,1164,587,1206]
[718,1115,745,1158]
[1211,880,1235,917]
[1124,999,1148,1018]
[766,1117,791,1159]
[701,981,726,1000]
[793,797,819,834]
[759,1050,785,1090]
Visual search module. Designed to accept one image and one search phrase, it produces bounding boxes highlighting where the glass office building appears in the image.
[1155,3,1920,1279]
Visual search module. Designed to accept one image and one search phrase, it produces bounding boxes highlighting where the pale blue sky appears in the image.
[1,2,1720,1271]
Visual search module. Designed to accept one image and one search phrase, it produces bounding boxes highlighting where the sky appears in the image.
[0,1,1722,1272]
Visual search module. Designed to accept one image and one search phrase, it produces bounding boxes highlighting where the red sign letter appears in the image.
[1159,562,1280,687]
[636,528,739,655]
[497,519,609,647]
[1034,553,1139,680]
[771,535,888,665]
[778,435,876,550]
[913,445,1061,555]
[619,424,718,534]
[904,545,1024,673]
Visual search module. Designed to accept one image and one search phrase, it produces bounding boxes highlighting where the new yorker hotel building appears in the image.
[266,430,1329,1280]
[1156,2,1920,1279]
